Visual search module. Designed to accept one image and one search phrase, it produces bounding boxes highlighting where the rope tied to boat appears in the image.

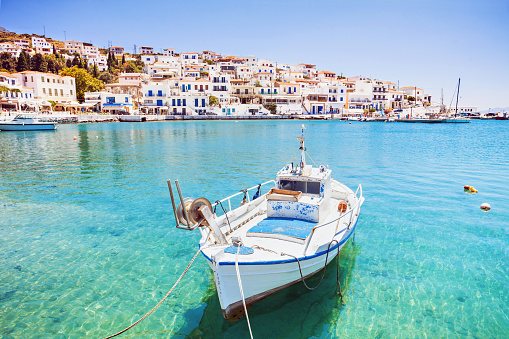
[103,248,201,339]
[282,240,343,298]
[235,245,254,339]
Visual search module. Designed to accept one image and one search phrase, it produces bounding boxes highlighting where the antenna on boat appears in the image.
[297,124,306,171]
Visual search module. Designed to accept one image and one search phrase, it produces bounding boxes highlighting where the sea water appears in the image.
[0,120,508,338]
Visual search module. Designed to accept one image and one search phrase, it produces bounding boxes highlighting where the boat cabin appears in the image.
[266,163,332,223]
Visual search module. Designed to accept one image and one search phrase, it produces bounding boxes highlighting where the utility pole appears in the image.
[43,25,46,36]
[133,44,137,55]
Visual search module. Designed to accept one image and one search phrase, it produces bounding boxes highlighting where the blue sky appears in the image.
[1,0,508,110]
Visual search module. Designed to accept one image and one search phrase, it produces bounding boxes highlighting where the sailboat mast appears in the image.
[455,78,461,116]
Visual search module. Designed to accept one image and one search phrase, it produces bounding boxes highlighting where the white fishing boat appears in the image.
[167,126,364,320]
[0,113,58,131]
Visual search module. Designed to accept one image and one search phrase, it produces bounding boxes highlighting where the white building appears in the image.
[109,46,124,56]
[65,41,83,54]
[13,39,30,48]
[14,71,77,104]
[84,91,133,113]
[0,72,35,111]
[163,48,175,56]
[0,42,22,58]
[139,46,154,55]
[31,37,52,55]
[180,52,201,65]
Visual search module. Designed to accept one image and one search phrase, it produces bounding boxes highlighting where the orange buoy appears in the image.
[338,201,348,213]
[73,136,77,141]
[464,185,478,193]
[480,203,491,212]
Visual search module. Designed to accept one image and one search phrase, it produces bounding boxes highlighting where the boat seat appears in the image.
[246,217,317,244]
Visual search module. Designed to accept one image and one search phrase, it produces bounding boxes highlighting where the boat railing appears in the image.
[212,180,276,216]
[304,184,363,254]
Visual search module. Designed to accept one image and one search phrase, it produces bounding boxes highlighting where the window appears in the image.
[177,99,181,106]
[279,180,321,195]
[183,99,186,106]
[60,89,63,96]
[195,99,198,107]
[53,79,55,83]
[172,99,175,106]
[70,90,73,95]
[42,88,46,94]
[41,77,44,82]
[125,97,128,103]
[48,88,52,96]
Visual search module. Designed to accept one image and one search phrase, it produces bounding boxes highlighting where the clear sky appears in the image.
[1,0,507,110]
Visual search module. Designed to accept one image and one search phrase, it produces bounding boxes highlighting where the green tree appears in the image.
[263,103,277,114]
[92,62,99,78]
[121,54,125,64]
[97,71,117,84]
[204,59,214,65]
[46,56,56,73]
[66,59,72,68]
[209,95,219,107]
[72,54,81,68]
[254,81,262,87]
[31,53,44,71]
[60,66,104,102]
[0,52,17,72]
[16,51,29,72]
[407,96,415,102]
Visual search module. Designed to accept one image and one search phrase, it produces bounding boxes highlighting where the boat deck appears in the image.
[247,217,317,244]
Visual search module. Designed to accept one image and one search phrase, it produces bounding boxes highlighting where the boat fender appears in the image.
[480,203,491,212]
[338,201,348,213]
[319,165,325,173]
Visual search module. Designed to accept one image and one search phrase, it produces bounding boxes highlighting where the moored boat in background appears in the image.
[0,113,58,131]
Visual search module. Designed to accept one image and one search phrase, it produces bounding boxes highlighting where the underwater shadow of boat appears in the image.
[181,240,361,339]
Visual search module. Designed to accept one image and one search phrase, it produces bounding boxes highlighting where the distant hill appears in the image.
[0,26,9,32]
[479,107,509,113]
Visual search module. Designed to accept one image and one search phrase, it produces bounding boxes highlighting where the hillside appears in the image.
[0,29,65,49]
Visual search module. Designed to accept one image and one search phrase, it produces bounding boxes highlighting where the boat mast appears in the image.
[297,124,306,170]
[455,78,461,117]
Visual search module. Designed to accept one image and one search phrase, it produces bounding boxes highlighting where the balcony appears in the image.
[349,99,371,103]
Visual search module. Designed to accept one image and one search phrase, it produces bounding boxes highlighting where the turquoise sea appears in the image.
[1,120,508,338]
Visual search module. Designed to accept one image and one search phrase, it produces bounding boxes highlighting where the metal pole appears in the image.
[167,179,180,228]
[455,78,461,117]
[175,180,192,228]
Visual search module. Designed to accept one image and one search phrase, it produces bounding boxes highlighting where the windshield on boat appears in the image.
[14,114,36,119]
[279,180,320,195]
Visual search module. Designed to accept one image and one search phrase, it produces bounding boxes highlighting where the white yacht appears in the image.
[0,113,58,131]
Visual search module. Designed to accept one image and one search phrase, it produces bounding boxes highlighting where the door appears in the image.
[157,100,163,106]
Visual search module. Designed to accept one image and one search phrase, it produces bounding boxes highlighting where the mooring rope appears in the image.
[235,246,254,339]
[103,248,201,339]
[282,240,342,297]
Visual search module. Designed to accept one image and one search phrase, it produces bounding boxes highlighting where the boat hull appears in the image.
[207,221,357,320]
[0,123,57,131]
